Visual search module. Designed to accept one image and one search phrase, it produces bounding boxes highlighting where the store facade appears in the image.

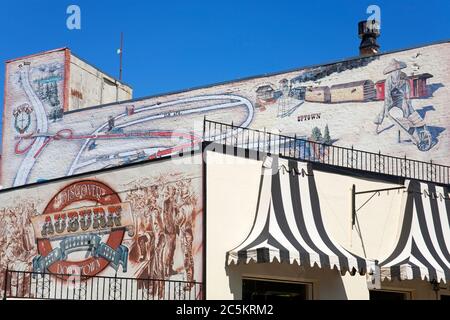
[205,144,450,300]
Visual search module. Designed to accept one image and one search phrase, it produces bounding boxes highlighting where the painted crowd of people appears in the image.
[0,201,37,296]
[126,177,197,298]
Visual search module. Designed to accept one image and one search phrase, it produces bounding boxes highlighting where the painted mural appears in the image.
[2,42,450,187]
[0,156,203,299]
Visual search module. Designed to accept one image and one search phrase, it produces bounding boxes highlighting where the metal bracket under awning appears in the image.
[351,185,406,228]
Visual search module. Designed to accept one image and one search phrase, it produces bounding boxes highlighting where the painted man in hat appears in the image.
[374,59,421,133]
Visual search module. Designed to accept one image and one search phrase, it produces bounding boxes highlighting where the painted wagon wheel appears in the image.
[417,126,432,152]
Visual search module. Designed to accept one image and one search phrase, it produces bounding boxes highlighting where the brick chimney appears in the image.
[358,20,380,56]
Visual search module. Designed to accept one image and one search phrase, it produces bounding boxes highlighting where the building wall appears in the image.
[0,154,203,299]
[2,42,450,188]
[68,54,132,111]
[205,150,450,299]
[226,262,370,300]
[3,48,66,132]
[2,48,132,187]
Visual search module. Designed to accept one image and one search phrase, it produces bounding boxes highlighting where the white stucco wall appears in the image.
[69,54,132,110]
[206,150,450,299]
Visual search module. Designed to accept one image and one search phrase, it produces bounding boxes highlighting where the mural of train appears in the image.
[302,73,433,103]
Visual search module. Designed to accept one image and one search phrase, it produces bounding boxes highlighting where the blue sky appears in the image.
[1,0,449,145]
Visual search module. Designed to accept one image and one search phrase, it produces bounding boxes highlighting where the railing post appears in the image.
[3,266,8,300]
[257,130,260,153]
[351,146,354,168]
[404,155,407,177]
[430,159,433,182]
[247,130,250,150]
[202,116,206,142]
[279,135,282,156]
[263,127,266,153]
[41,268,45,299]
[231,121,234,147]
[294,134,297,159]
[114,272,117,301]
[379,150,381,173]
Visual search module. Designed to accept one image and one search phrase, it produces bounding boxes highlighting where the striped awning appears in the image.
[227,157,377,276]
[380,180,450,283]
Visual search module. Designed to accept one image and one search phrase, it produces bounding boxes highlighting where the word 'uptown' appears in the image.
[41,205,123,237]
[297,113,321,122]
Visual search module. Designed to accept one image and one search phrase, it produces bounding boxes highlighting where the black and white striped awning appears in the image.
[380,180,450,283]
[227,157,377,276]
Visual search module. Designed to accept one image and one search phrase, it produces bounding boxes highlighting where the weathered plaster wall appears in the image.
[2,42,450,188]
[0,154,203,299]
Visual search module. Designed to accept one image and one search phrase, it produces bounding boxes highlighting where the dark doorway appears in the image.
[242,279,311,301]
[369,290,409,300]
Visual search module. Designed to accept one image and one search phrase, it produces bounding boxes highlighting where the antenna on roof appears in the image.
[117,32,124,81]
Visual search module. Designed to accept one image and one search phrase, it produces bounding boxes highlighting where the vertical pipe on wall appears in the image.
[202,142,207,300]
[350,184,356,247]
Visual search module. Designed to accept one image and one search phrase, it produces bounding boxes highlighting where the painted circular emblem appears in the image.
[33,180,132,279]
[13,103,33,134]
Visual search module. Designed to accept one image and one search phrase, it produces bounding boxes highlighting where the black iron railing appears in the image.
[203,119,450,185]
[2,269,203,300]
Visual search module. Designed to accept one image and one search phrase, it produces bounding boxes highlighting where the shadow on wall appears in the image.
[427,126,446,147]
[415,105,446,147]
[426,83,444,98]
[416,105,435,119]
[225,261,349,300]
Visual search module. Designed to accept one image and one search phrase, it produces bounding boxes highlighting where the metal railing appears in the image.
[203,119,450,185]
[2,269,203,300]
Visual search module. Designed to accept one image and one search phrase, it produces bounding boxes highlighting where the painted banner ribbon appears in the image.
[32,233,128,273]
